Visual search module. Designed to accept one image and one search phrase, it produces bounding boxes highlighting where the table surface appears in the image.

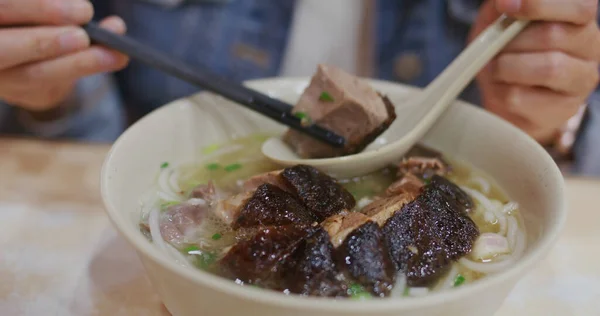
[1,138,599,316]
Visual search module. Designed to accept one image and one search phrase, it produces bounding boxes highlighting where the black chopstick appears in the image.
[82,22,346,148]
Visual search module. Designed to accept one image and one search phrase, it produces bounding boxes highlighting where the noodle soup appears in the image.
[138,134,526,299]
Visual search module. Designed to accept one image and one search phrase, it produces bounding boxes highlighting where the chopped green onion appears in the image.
[161,201,180,210]
[319,91,334,102]
[160,162,169,169]
[224,163,242,172]
[197,252,217,270]
[348,283,372,300]
[352,292,372,300]
[423,178,432,185]
[211,233,222,240]
[403,287,410,296]
[294,112,313,126]
[453,274,466,287]
[183,245,200,253]
[202,144,220,155]
[206,163,220,171]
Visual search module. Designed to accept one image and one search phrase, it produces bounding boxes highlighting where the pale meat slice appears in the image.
[242,170,288,193]
[386,173,424,196]
[321,193,415,247]
[283,64,396,158]
[322,212,371,247]
[139,201,209,247]
[362,193,416,226]
[213,191,254,225]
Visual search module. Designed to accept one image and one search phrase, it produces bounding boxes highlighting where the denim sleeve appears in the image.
[572,91,600,176]
[0,74,126,143]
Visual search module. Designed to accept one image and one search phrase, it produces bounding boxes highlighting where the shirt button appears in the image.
[394,53,423,82]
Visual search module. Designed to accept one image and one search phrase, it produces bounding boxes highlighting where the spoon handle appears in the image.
[415,15,529,118]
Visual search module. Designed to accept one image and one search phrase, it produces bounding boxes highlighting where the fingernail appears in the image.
[59,29,89,52]
[94,49,120,67]
[63,0,94,22]
[499,0,522,13]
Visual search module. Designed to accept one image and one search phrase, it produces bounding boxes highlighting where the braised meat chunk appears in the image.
[233,183,316,229]
[212,162,480,296]
[428,175,474,213]
[280,227,347,297]
[337,221,396,297]
[281,165,355,222]
[218,224,317,285]
[382,179,479,286]
[283,64,396,158]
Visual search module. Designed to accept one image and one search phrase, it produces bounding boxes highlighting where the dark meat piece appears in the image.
[218,224,317,285]
[382,178,479,286]
[281,165,355,222]
[283,64,397,158]
[337,221,396,297]
[280,228,347,297]
[428,175,474,212]
[233,183,316,229]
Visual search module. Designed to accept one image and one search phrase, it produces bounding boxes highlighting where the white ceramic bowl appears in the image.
[101,78,566,316]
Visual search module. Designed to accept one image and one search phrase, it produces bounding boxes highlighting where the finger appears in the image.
[98,15,127,34]
[18,46,128,83]
[0,81,75,111]
[492,51,600,95]
[487,83,585,128]
[495,0,598,25]
[503,21,600,62]
[0,0,93,26]
[0,45,128,109]
[0,26,89,70]
[0,16,128,102]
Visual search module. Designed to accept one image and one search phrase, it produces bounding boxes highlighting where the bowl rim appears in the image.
[100,77,567,312]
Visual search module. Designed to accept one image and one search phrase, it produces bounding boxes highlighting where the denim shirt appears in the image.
[1,0,599,175]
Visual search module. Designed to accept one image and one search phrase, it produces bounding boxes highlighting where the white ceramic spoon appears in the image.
[262,15,529,178]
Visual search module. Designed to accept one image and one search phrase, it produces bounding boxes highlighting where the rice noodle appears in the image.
[461,185,512,238]
[202,144,244,162]
[169,168,182,194]
[390,274,407,297]
[469,176,491,195]
[506,216,519,249]
[458,217,526,274]
[496,215,508,236]
[148,207,168,251]
[158,167,183,202]
[188,198,207,206]
[460,186,496,217]
[436,263,459,290]
[502,201,519,215]
[409,287,429,297]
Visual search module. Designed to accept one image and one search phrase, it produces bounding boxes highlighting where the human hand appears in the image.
[472,0,600,143]
[0,0,129,112]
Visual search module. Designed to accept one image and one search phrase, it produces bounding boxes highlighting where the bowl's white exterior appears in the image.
[101,78,566,316]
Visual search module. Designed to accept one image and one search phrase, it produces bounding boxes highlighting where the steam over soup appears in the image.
[138,135,526,299]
